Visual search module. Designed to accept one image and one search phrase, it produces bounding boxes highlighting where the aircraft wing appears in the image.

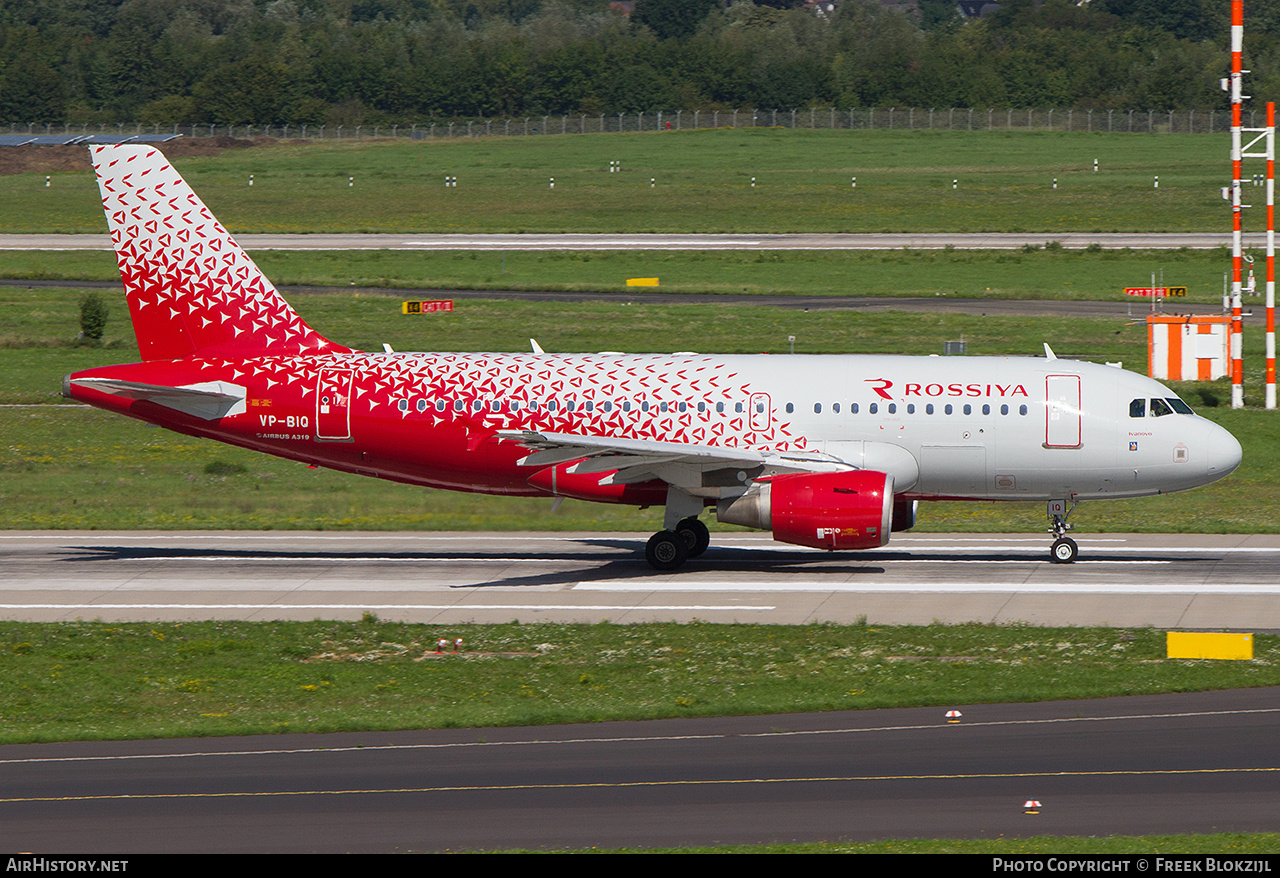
[497,430,848,490]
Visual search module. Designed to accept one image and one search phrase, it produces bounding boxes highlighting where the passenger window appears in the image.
[1019,404,1028,415]
[907,404,915,414]
[888,403,897,414]
[982,404,990,415]
[1150,398,1173,417]
[925,404,933,415]
[786,403,794,414]
[814,403,822,414]
[1130,398,1146,418]
[832,403,840,414]
[869,403,878,414]
[851,403,859,414]
[1000,404,1009,415]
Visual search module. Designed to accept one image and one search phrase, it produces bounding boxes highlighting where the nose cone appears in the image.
[1204,421,1243,482]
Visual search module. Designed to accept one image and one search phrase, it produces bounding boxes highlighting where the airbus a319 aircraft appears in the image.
[65,146,1242,569]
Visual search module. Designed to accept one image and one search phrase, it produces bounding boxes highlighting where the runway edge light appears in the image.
[1166,631,1254,660]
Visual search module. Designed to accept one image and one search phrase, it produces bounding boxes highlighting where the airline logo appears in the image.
[865,379,1030,400]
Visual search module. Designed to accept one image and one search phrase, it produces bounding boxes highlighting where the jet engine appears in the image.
[715,470,894,550]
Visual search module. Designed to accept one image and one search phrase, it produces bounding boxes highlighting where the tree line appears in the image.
[5,0,1280,128]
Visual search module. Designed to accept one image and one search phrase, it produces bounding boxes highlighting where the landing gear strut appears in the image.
[1048,499,1079,564]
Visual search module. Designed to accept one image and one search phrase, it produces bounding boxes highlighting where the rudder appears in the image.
[91,145,345,361]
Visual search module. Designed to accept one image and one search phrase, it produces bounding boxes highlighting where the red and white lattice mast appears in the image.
[1229,0,1277,409]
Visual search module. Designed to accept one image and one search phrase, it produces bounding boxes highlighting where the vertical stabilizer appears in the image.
[91,145,346,361]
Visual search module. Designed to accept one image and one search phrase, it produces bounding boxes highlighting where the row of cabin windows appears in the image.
[395,397,1028,417]
[1129,397,1194,418]
[789,401,1029,417]
[396,398,760,415]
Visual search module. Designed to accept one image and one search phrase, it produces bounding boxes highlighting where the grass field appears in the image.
[0,245,1245,306]
[2,619,1275,744]
[0,129,1237,234]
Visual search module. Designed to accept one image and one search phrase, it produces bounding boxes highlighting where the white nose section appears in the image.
[1205,422,1243,480]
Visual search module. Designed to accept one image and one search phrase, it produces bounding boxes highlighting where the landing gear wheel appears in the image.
[1050,538,1078,564]
[646,530,689,571]
[676,517,710,558]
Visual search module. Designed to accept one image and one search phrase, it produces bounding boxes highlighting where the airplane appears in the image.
[64,145,1243,570]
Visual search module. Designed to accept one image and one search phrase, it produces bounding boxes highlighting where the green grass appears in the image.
[1,620,1275,744]
[571,834,1280,853]
[0,130,1238,233]
[0,246,1245,307]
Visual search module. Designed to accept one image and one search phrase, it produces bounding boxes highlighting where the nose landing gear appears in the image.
[1048,498,1079,564]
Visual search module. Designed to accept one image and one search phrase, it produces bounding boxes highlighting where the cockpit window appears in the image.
[1166,397,1194,415]
[1129,398,1146,418]
[1149,398,1173,417]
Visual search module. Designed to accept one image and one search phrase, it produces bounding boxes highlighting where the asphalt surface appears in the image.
[0,688,1275,852]
[4,531,1279,629]
[3,530,1277,852]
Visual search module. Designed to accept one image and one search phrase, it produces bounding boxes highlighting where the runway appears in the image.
[0,688,1276,852]
[3,531,1279,629]
[0,231,1271,250]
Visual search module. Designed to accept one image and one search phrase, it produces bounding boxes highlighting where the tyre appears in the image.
[676,517,710,558]
[645,530,688,571]
[1050,537,1078,564]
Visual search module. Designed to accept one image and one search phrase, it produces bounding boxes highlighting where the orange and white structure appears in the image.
[1229,0,1277,409]
[1148,315,1231,382]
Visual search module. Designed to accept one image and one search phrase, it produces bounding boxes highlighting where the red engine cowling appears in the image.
[716,471,894,550]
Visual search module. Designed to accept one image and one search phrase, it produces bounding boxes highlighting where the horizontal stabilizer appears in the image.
[69,377,246,421]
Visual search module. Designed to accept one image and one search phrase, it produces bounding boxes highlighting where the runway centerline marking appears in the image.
[2,707,1275,767]
[3,765,1277,806]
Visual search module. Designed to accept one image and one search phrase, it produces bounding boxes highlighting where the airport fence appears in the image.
[4,107,1249,141]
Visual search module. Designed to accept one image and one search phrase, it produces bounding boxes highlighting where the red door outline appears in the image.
[1044,375,1081,448]
[316,368,354,441]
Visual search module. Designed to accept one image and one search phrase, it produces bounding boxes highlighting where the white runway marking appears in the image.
[0,603,776,612]
[576,580,1280,594]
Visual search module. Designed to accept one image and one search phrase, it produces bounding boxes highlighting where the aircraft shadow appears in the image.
[56,541,1223,591]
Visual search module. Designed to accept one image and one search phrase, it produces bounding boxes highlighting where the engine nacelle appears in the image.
[716,470,894,550]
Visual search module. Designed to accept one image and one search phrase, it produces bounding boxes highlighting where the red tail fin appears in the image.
[91,145,347,361]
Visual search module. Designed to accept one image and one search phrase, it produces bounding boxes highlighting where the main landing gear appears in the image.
[1048,499,1079,564]
[645,516,709,571]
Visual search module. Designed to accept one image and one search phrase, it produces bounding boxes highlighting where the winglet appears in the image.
[1043,343,1057,360]
[90,145,348,361]
[530,338,545,354]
